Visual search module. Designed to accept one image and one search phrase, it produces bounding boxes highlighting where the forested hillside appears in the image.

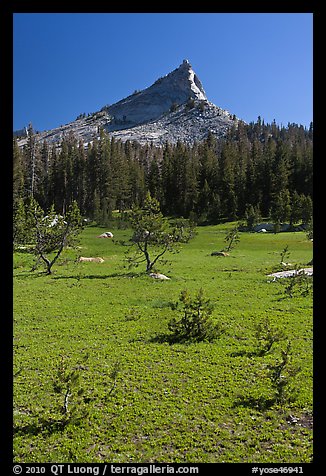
[13,118,313,227]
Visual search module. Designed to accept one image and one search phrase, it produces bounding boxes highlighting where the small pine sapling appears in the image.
[168,288,225,343]
[266,341,301,404]
[107,361,121,397]
[280,266,313,298]
[280,244,291,267]
[52,354,90,425]
[223,224,240,253]
[254,317,286,355]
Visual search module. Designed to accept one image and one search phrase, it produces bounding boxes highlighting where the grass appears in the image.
[13,223,313,463]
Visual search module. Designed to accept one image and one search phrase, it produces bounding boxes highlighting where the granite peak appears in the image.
[16,60,240,148]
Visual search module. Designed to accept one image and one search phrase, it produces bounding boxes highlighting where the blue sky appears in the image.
[13,13,313,132]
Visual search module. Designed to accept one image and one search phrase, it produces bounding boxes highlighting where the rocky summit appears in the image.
[106,59,207,128]
[17,60,241,147]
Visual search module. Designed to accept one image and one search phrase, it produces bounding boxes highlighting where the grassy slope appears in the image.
[13,224,313,463]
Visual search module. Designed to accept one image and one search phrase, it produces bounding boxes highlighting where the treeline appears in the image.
[13,118,313,227]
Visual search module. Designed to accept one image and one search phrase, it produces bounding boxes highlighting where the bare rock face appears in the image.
[106,59,207,130]
[109,98,237,146]
[17,60,241,148]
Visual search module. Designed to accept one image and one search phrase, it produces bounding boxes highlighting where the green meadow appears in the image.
[13,223,313,463]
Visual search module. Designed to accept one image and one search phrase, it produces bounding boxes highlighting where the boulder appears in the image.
[78,256,104,263]
[267,267,313,281]
[211,251,229,257]
[97,231,113,238]
[149,272,170,280]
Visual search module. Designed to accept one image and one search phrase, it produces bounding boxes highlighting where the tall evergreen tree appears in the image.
[13,138,25,205]
[23,123,39,198]
[13,117,312,227]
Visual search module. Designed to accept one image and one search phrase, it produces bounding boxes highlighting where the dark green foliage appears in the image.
[280,244,291,266]
[169,102,179,112]
[198,101,206,112]
[306,218,313,241]
[280,266,313,298]
[265,341,301,404]
[52,354,90,425]
[244,204,262,230]
[223,223,240,252]
[52,355,121,427]
[13,197,35,246]
[168,288,225,343]
[254,317,286,355]
[270,190,291,229]
[13,138,25,206]
[120,193,194,272]
[13,119,312,227]
[185,97,195,110]
[107,361,121,397]
[28,199,84,274]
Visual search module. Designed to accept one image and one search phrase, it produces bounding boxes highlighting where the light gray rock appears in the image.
[149,272,170,280]
[97,231,113,238]
[78,256,105,263]
[267,267,313,281]
[109,99,237,146]
[17,60,242,149]
[106,59,207,129]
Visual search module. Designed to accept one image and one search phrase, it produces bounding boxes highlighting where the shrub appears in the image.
[168,289,225,343]
[223,224,240,253]
[254,317,286,355]
[280,244,291,266]
[186,97,195,110]
[280,266,313,298]
[52,354,90,426]
[265,341,301,404]
[52,355,121,427]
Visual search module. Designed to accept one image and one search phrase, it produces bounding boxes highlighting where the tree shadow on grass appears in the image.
[149,332,211,345]
[13,270,47,279]
[14,417,67,437]
[52,271,144,280]
[232,394,275,411]
[148,332,176,345]
[229,349,262,358]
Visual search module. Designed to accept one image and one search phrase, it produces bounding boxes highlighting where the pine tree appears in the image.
[220,142,238,220]
[183,154,199,217]
[270,189,291,230]
[244,204,261,230]
[161,144,176,215]
[13,197,34,246]
[147,155,162,202]
[29,199,84,275]
[37,140,50,209]
[13,138,25,205]
[301,195,313,224]
[75,141,87,214]
[120,192,194,273]
[23,123,39,198]
[289,191,302,226]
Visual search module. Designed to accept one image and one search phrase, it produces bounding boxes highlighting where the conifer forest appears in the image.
[13,118,313,229]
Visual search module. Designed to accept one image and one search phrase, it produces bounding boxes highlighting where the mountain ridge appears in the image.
[16,60,241,147]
